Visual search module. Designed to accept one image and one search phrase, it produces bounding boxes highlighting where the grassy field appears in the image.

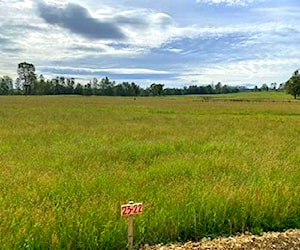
[0,92,300,249]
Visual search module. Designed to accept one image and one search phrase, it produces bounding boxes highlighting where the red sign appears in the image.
[121,202,143,216]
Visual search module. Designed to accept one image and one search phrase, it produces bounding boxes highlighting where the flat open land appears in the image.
[0,93,299,249]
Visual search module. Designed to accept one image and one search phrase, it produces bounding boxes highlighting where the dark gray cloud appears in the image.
[114,15,148,29]
[2,48,23,53]
[37,1,126,40]
[0,36,10,46]
[68,44,105,53]
[0,36,23,54]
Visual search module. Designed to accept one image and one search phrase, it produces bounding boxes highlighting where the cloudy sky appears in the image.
[0,0,299,87]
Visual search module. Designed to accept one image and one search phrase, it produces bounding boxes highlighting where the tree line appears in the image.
[0,74,243,96]
[0,62,299,97]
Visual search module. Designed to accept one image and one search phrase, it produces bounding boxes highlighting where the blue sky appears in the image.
[0,0,299,87]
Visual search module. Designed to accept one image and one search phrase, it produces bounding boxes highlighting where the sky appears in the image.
[0,0,299,88]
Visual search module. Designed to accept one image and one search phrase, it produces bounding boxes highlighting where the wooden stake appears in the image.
[122,200,143,249]
[128,201,134,250]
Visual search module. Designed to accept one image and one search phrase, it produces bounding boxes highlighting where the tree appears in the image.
[0,76,13,95]
[270,82,277,91]
[113,82,140,96]
[0,77,9,95]
[29,74,46,95]
[53,77,64,94]
[59,77,66,87]
[278,82,285,91]
[131,82,140,97]
[286,70,300,99]
[17,62,36,95]
[150,83,164,96]
[92,77,100,95]
[100,77,114,95]
[74,83,84,95]
[83,82,93,95]
[261,83,269,92]
[15,78,22,93]
[215,82,222,94]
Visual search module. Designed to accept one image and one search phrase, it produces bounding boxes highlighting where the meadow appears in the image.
[0,92,300,249]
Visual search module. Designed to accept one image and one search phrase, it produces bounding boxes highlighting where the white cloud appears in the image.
[195,0,263,6]
[40,65,172,75]
[180,57,299,85]
[0,0,299,86]
[96,8,176,49]
[253,6,300,19]
[3,0,295,58]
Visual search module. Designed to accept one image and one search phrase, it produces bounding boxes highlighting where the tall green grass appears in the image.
[0,93,299,249]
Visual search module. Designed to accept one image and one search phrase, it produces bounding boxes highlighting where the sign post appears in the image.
[128,206,134,250]
[121,201,143,250]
